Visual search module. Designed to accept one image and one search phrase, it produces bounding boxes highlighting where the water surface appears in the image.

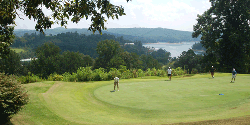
[143,42,199,57]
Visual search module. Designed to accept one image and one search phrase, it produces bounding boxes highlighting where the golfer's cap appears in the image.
[169,67,170,68]
[212,66,213,67]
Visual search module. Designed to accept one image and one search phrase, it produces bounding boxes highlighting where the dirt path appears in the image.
[42,81,62,95]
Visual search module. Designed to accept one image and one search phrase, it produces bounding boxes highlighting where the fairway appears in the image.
[11,74,250,124]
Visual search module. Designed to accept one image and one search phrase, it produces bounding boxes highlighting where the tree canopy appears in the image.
[192,0,250,73]
[0,0,131,59]
[174,49,202,74]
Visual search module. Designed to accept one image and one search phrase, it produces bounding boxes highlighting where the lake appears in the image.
[143,42,201,57]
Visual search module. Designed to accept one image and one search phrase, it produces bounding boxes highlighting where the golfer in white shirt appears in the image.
[168,67,172,81]
[114,77,119,91]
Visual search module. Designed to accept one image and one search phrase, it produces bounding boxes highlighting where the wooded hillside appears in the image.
[14,27,200,43]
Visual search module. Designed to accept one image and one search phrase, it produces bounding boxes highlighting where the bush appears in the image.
[172,67,186,76]
[130,69,138,78]
[76,67,93,82]
[137,69,145,77]
[121,70,133,79]
[62,72,77,82]
[157,69,166,77]
[93,68,109,81]
[0,73,29,124]
[118,65,127,74]
[151,68,157,76]
[48,73,63,81]
[191,68,199,74]
[108,68,121,79]
[18,72,42,84]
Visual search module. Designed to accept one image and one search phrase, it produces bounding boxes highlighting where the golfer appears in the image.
[114,77,119,91]
[231,68,237,83]
[168,67,172,81]
[210,66,216,78]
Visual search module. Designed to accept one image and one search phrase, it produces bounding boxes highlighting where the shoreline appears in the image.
[143,41,199,45]
[143,42,183,45]
[192,49,206,52]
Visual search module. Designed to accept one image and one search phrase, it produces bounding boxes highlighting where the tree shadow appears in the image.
[3,120,14,125]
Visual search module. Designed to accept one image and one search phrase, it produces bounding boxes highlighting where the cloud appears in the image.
[14,0,211,31]
[106,0,211,31]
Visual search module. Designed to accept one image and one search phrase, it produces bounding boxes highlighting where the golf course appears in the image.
[11,73,250,125]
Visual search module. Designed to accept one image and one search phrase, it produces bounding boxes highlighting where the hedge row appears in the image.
[51,66,187,82]
[18,66,187,83]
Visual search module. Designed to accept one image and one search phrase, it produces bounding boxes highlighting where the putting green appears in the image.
[93,75,250,123]
[94,78,249,111]
[11,74,250,124]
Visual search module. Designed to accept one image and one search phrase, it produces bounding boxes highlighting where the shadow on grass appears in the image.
[3,120,14,125]
[165,115,250,125]
[110,90,115,92]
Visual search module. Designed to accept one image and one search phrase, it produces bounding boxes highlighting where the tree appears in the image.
[0,73,28,124]
[151,48,171,65]
[0,26,15,59]
[30,42,61,78]
[94,39,122,69]
[192,0,250,73]
[174,49,200,74]
[192,42,206,51]
[0,0,131,59]
[0,50,21,75]
[58,51,94,74]
[120,51,142,69]
[140,54,161,70]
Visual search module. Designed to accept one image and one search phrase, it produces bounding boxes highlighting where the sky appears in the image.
[14,0,211,32]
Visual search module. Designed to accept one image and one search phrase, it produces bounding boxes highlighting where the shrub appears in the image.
[145,68,152,76]
[130,69,138,78]
[89,72,100,81]
[18,72,42,84]
[48,73,63,81]
[118,65,127,74]
[121,70,133,79]
[0,73,29,124]
[62,72,77,82]
[151,68,157,76]
[172,67,186,76]
[94,68,109,81]
[191,68,199,74]
[137,69,145,77]
[157,69,166,77]
[108,68,121,79]
[76,67,93,82]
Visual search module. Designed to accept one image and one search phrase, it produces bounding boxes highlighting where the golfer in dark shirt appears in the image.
[210,66,215,78]
[231,68,237,83]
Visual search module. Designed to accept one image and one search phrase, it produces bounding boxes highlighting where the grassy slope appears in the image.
[10,48,25,53]
[11,73,250,125]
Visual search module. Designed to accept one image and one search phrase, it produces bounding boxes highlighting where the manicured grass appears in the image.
[10,48,25,53]
[11,73,250,124]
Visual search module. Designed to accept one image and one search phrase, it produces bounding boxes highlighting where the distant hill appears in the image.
[14,27,93,37]
[14,27,201,43]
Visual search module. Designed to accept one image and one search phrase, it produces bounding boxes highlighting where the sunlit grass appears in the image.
[11,74,250,124]
[10,48,25,53]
